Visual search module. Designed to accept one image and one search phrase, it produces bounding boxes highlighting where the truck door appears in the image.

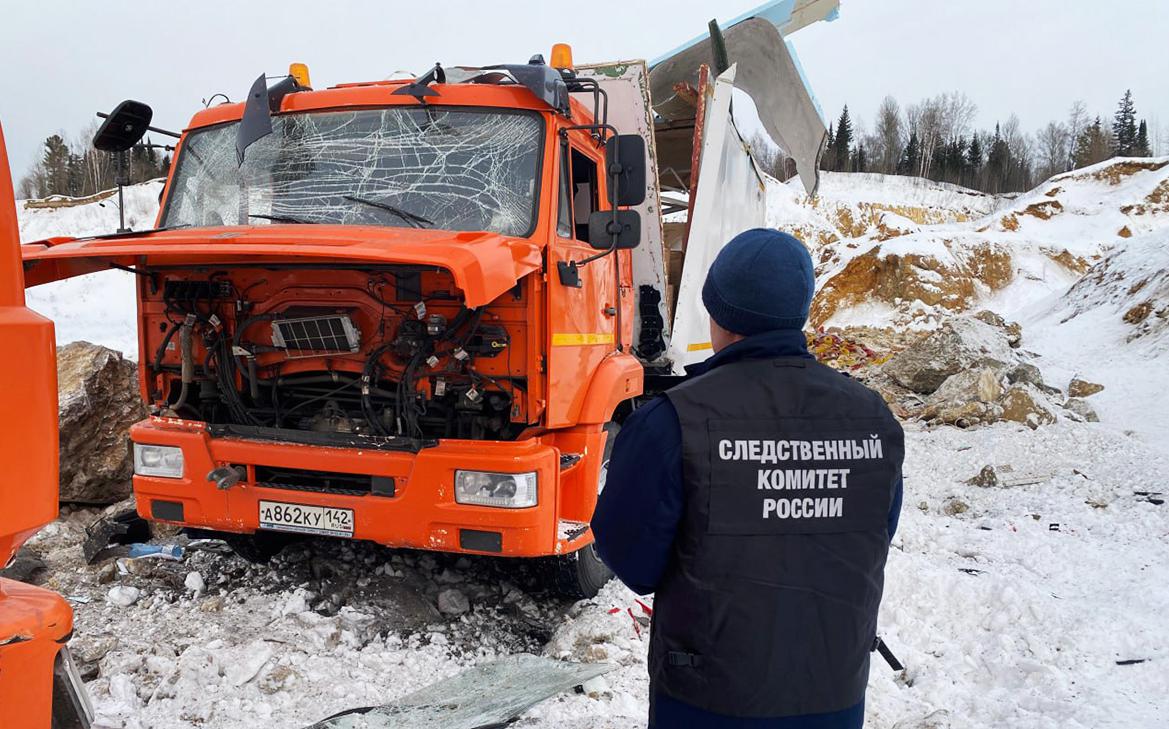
[545,136,619,428]
[0,122,59,566]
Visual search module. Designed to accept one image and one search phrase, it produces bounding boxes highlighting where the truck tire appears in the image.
[224,531,292,564]
[553,422,619,598]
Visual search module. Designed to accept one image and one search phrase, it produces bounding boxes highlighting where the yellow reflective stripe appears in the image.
[552,332,615,346]
[687,341,713,352]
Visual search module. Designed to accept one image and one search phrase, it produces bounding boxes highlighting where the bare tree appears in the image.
[873,95,902,174]
[1036,121,1070,182]
[1065,100,1088,170]
[905,97,942,177]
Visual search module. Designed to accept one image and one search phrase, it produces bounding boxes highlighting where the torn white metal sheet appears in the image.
[307,654,612,729]
[665,66,768,374]
[576,60,671,364]
[649,0,839,65]
[648,0,834,195]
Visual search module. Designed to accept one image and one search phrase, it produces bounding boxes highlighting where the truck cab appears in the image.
[21,4,835,597]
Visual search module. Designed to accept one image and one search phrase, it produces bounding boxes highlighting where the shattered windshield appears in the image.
[161,107,543,236]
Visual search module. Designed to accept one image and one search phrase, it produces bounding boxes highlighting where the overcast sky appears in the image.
[2,0,1166,181]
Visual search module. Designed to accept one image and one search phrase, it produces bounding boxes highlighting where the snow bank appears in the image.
[18,182,163,357]
[1021,229,1169,453]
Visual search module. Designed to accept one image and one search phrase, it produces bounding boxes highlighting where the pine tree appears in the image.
[1112,90,1138,156]
[39,135,72,197]
[986,124,1011,193]
[853,143,867,173]
[1073,116,1112,168]
[967,136,983,170]
[899,132,920,176]
[1135,120,1151,157]
[966,136,984,189]
[833,106,853,172]
[821,123,836,172]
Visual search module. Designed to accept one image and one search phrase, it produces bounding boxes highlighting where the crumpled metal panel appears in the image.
[666,66,768,373]
[307,654,611,729]
[163,107,542,236]
[648,0,835,196]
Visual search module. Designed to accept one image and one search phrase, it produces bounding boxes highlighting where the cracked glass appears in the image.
[162,107,543,236]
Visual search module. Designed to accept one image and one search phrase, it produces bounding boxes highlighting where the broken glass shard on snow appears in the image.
[162,107,542,236]
[306,654,612,729]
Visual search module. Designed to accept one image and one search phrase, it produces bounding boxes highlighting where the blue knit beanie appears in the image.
[701,228,814,334]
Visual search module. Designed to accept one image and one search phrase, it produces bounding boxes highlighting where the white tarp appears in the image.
[665,65,768,373]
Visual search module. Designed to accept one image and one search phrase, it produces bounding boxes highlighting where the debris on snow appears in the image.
[437,588,471,616]
[106,585,141,607]
[183,571,205,595]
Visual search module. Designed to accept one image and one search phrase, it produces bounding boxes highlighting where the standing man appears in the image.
[592,228,904,728]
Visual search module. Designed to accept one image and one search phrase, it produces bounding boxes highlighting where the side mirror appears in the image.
[588,210,641,250]
[605,134,646,207]
[93,100,153,152]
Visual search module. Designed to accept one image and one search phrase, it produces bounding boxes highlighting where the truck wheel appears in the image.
[554,422,619,598]
[224,531,292,564]
[554,542,612,598]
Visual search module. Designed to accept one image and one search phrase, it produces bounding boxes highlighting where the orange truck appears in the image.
[20,4,834,598]
[0,122,93,727]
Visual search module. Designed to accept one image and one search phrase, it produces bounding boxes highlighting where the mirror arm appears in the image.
[96,112,181,140]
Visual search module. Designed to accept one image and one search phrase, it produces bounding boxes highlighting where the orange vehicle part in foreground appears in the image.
[0,123,78,727]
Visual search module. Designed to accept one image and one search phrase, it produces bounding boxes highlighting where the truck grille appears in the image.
[254,465,393,497]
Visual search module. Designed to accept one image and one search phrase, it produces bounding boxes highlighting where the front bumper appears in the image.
[130,417,595,558]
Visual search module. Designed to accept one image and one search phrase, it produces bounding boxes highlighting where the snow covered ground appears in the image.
[13,174,1169,728]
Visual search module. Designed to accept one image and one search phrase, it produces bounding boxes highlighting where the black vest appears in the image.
[654,356,904,719]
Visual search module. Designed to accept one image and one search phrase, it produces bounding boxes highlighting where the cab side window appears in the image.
[556,144,573,238]
[556,143,600,242]
[570,148,599,241]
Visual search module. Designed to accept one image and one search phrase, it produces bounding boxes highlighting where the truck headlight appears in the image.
[455,470,537,508]
[133,444,185,478]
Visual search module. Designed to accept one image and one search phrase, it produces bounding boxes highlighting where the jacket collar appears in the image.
[684,329,813,378]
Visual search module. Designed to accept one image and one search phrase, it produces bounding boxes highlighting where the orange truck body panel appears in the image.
[0,122,74,728]
[20,76,644,562]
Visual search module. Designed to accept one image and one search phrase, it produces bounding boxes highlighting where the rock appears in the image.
[921,400,1001,428]
[436,588,470,616]
[97,562,118,584]
[57,342,149,504]
[973,310,1023,347]
[942,498,969,516]
[1068,378,1105,398]
[1006,363,1043,387]
[106,585,142,607]
[200,595,225,613]
[1063,398,1100,422]
[965,465,999,488]
[881,317,1017,394]
[931,367,1004,405]
[999,385,1058,429]
[184,571,205,595]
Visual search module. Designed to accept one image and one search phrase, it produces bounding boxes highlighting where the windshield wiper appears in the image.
[248,213,316,225]
[344,195,433,229]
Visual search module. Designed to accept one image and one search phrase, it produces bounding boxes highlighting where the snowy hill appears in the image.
[806,158,1169,329]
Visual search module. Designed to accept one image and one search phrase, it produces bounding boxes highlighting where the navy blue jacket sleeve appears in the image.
[887,477,904,541]
[590,397,684,595]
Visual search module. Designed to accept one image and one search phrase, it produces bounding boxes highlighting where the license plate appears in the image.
[258,500,354,537]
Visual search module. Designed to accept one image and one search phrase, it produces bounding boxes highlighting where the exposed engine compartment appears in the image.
[142,266,530,444]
